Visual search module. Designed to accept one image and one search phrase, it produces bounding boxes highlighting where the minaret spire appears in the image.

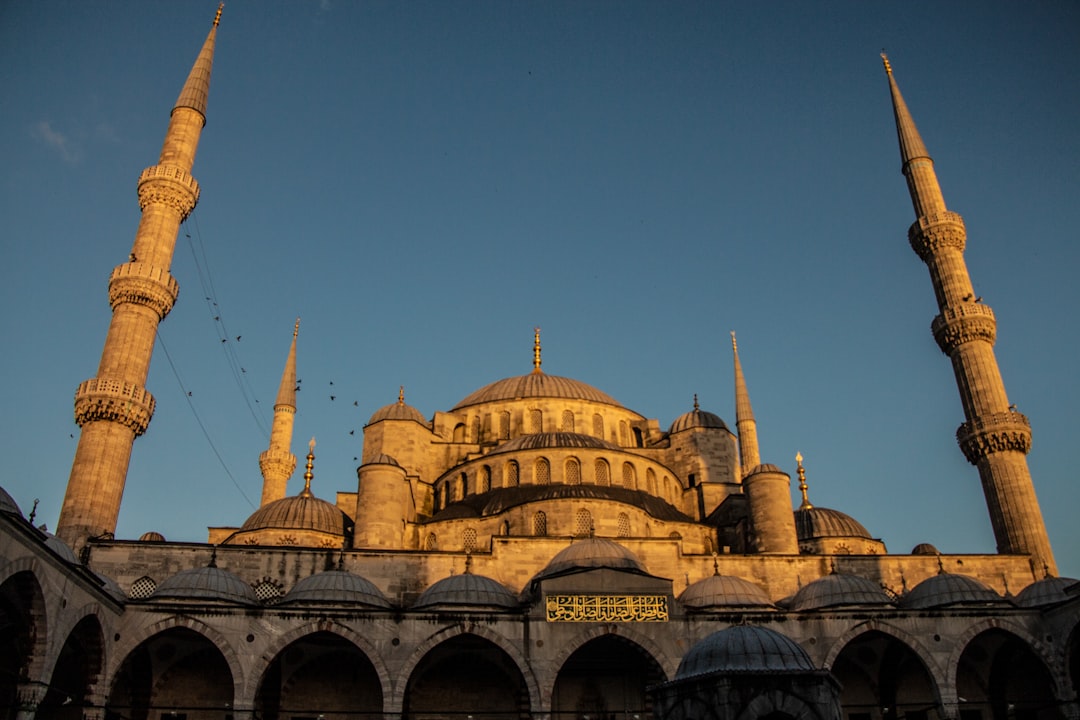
[731,332,760,477]
[259,319,301,506]
[57,13,221,551]
[883,57,1056,574]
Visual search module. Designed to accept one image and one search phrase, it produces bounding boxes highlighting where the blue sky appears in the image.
[1,1,1078,578]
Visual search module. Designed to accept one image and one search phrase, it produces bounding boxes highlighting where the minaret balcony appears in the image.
[931,303,996,354]
[108,262,180,319]
[908,210,966,261]
[137,164,200,218]
[956,410,1032,465]
[74,378,156,435]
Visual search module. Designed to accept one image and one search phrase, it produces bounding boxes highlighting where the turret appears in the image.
[882,55,1056,574]
[259,319,300,505]
[57,7,222,551]
[742,464,799,554]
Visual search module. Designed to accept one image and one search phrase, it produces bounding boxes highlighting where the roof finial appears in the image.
[531,326,543,374]
[937,556,946,575]
[712,555,720,577]
[293,317,300,338]
[796,452,812,510]
[398,385,405,405]
[208,546,218,568]
[730,330,737,351]
[301,437,316,497]
[880,51,892,75]
[464,552,473,574]
[693,394,700,412]
[214,2,224,27]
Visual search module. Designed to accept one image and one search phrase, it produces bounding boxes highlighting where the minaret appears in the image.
[882,55,1056,574]
[259,319,300,506]
[731,332,760,477]
[56,8,222,550]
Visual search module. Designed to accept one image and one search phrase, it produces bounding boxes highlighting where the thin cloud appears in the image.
[34,120,81,163]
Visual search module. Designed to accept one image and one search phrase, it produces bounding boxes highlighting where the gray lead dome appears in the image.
[676,625,814,678]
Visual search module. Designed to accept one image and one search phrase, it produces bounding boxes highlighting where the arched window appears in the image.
[562,410,575,432]
[617,513,631,538]
[460,472,468,498]
[499,411,511,439]
[565,458,581,485]
[471,416,481,443]
[533,511,548,536]
[595,458,610,486]
[575,509,594,537]
[592,413,604,438]
[463,527,478,553]
[433,488,441,512]
[506,460,520,487]
[619,421,629,446]
[646,468,657,495]
[535,457,551,485]
[663,476,672,500]
[129,576,157,599]
[425,533,438,550]
[253,580,284,604]
[453,423,466,443]
[529,409,543,433]
[633,427,644,447]
[443,483,451,508]
[481,465,492,493]
[622,462,636,489]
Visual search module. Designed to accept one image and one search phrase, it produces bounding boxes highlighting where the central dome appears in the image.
[453,371,622,410]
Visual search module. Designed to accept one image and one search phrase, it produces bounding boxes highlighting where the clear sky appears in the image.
[1,1,1078,579]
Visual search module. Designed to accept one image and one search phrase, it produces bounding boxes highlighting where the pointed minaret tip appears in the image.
[214,2,224,27]
[880,51,892,75]
[293,317,300,338]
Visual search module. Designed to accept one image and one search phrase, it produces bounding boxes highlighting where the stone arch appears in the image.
[0,558,50,683]
[104,615,246,705]
[735,690,827,720]
[39,610,105,716]
[390,624,539,716]
[822,619,943,681]
[945,617,1061,697]
[242,620,392,717]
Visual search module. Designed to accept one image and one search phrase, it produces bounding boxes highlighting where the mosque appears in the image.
[1,9,1077,720]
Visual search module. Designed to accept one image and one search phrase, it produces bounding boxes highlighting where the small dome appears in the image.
[670,407,729,434]
[789,573,893,612]
[453,372,623,410]
[537,538,647,579]
[361,453,402,468]
[676,626,813,679]
[414,573,518,610]
[281,569,392,608]
[0,486,22,517]
[367,398,427,425]
[139,531,166,542]
[901,573,1006,609]
[487,432,620,454]
[911,543,940,555]
[241,493,350,536]
[1014,576,1079,608]
[795,507,873,541]
[679,575,774,610]
[745,463,785,475]
[95,572,127,602]
[44,534,78,564]
[151,566,258,605]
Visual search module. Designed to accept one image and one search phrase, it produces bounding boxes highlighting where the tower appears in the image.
[259,320,300,506]
[731,332,760,477]
[56,9,221,550]
[882,55,1057,574]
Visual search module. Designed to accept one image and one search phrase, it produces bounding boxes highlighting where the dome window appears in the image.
[535,458,551,485]
[533,511,548,536]
[565,458,581,485]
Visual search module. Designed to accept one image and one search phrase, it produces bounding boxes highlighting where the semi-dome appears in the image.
[367,391,427,425]
[679,574,774,610]
[241,492,350,536]
[151,566,258,605]
[536,537,647,579]
[413,572,518,609]
[676,625,814,679]
[901,573,1007,609]
[789,573,893,611]
[669,398,729,434]
[795,507,873,541]
[487,432,620,454]
[280,569,392,608]
[0,485,22,517]
[429,484,693,523]
[453,371,622,410]
[1014,576,1079,608]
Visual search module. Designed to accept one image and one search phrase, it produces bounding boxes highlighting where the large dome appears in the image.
[487,432,620,454]
[795,506,873,541]
[280,569,392,608]
[241,492,350,536]
[430,483,693,523]
[676,626,814,679]
[414,572,518,609]
[367,396,427,425]
[669,399,729,433]
[151,566,258,605]
[453,371,622,410]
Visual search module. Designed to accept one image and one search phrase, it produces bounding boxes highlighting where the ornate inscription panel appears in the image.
[545,594,669,622]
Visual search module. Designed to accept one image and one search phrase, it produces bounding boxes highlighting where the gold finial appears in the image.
[796,452,812,510]
[531,326,542,374]
[301,437,315,497]
[880,51,892,75]
[213,3,224,27]
[693,394,700,412]
[712,555,720,576]
[398,385,405,405]
[730,330,737,351]
[293,317,300,338]
[464,553,473,574]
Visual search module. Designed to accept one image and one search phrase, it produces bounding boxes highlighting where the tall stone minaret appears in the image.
[731,332,760,478]
[56,8,222,550]
[259,320,300,506]
[883,55,1057,574]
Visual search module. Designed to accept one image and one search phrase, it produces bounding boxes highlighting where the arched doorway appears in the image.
[0,570,47,716]
[830,631,938,720]
[551,635,665,720]
[403,634,529,719]
[38,615,104,720]
[107,628,233,720]
[255,631,382,720]
[956,629,1060,720]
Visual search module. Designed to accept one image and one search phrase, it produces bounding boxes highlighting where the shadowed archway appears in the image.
[551,634,665,720]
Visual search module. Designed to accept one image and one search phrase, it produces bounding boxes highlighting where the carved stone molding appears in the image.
[108,262,179,319]
[74,378,156,435]
[957,411,1032,464]
[931,303,997,354]
[909,210,966,261]
[259,449,297,480]
[137,164,200,218]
